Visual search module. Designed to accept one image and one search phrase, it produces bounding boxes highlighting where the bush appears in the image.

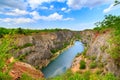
[80,60,86,69]
[20,73,34,80]
[90,56,96,61]
[0,72,12,80]
[89,62,97,69]
[102,73,117,80]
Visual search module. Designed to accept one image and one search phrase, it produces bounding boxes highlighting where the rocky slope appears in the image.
[13,30,74,69]
[78,29,120,77]
[7,57,44,80]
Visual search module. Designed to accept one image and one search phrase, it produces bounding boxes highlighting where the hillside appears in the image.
[51,15,120,80]
[0,15,120,80]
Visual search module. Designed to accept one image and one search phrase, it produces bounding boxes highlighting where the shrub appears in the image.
[95,69,103,75]
[102,73,117,80]
[90,56,96,61]
[97,62,104,68]
[20,73,34,80]
[0,72,12,80]
[89,62,97,69]
[80,60,86,69]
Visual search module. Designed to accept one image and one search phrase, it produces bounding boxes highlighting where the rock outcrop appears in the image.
[80,30,120,77]
[13,30,74,69]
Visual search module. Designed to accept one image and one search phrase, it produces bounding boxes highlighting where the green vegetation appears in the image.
[50,70,90,80]
[51,70,118,80]
[14,43,33,49]
[0,72,12,80]
[80,60,86,69]
[94,15,120,60]
[51,41,71,54]
[0,36,13,79]
[20,73,34,80]
[89,62,97,69]
[0,27,70,37]
[0,36,42,80]
[82,47,87,56]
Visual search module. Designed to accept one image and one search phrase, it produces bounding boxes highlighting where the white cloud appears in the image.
[0,0,27,10]
[40,6,48,10]
[61,8,71,13]
[67,0,113,9]
[63,17,74,20]
[65,9,71,13]
[27,0,66,9]
[0,9,29,16]
[46,12,63,21]
[103,4,114,13]
[0,18,34,24]
[31,11,73,21]
[103,3,120,13]
[27,0,53,9]
[61,7,67,11]
[67,0,85,9]
[30,11,41,20]
[57,0,66,2]
[50,5,54,10]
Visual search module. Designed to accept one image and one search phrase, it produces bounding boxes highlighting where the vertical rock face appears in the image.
[80,30,120,77]
[14,31,74,68]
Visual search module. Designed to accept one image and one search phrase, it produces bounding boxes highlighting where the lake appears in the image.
[41,41,84,78]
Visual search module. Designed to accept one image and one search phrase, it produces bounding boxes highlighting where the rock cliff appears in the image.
[13,30,74,69]
[80,30,120,77]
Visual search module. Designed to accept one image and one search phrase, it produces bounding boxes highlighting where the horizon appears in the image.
[0,0,120,30]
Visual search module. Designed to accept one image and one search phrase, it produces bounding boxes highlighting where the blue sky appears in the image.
[0,0,120,30]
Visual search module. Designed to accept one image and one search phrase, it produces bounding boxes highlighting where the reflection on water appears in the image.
[41,41,84,78]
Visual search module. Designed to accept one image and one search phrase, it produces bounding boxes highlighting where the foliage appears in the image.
[82,47,87,56]
[0,27,70,37]
[90,56,96,61]
[89,62,97,69]
[0,72,12,80]
[50,70,90,80]
[20,73,35,80]
[0,36,14,80]
[102,73,118,80]
[51,41,71,54]
[80,60,86,69]
[18,43,33,49]
[94,15,120,60]
[51,70,118,80]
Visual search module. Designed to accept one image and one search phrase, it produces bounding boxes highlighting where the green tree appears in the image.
[80,60,86,69]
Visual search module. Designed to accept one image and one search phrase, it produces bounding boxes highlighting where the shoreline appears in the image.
[41,38,77,69]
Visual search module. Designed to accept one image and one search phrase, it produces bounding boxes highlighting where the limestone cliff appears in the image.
[13,30,74,69]
[80,30,120,77]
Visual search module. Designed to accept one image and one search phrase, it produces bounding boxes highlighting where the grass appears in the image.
[0,36,14,79]
[50,70,118,80]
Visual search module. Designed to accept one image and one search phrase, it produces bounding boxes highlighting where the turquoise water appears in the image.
[41,41,84,78]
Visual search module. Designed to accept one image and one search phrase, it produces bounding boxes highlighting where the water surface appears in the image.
[41,41,84,78]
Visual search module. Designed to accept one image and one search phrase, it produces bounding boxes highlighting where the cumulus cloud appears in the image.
[39,6,48,10]
[27,0,65,9]
[61,7,67,11]
[61,8,71,13]
[50,5,54,10]
[0,0,27,10]
[31,11,73,21]
[0,9,29,16]
[67,0,112,9]
[0,10,73,24]
[0,18,34,24]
